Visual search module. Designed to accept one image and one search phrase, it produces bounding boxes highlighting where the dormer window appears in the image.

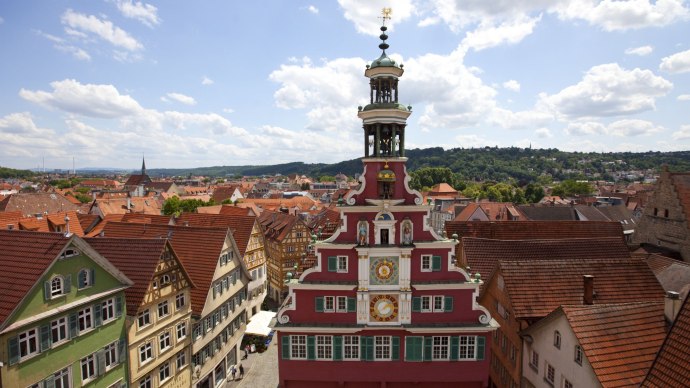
[51,276,64,297]
[161,274,171,286]
[60,248,80,259]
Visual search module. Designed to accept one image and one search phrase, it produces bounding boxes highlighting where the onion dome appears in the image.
[370,25,400,69]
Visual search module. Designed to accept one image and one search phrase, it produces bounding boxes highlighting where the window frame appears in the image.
[159,361,171,384]
[545,362,555,385]
[138,375,152,388]
[18,327,39,360]
[530,350,540,372]
[176,321,187,341]
[101,298,116,323]
[139,342,153,365]
[574,345,583,365]
[176,350,187,370]
[374,336,391,361]
[157,301,170,319]
[343,335,359,360]
[324,296,335,312]
[53,367,71,388]
[433,295,444,312]
[137,309,151,330]
[316,335,333,360]
[554,330,561,349]
[80,353,97,384]
[77,306,93,333]
[432,336,450,360]
[78,268,92,289]
[420,296,432,312]
[50,276,64,298]
[51,316,68,345]
[336,255,348,273]
[159,331,172,354]
[104,341,118,371]
[290,335,307,360]
[421,255,432,272]
[176,292,186,310]
[336,296,348,312]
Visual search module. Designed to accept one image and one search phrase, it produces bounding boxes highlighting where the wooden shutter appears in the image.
[476,336,485,360]
[44,281,51,301]
[424,336,433,361]
[333,336,342,361]
[315,297,324,312]
[347,297,357,312]
[90,268,95,285]
[69,313,78,338]
[405,336,423,361]
[43,375,56,388]
[391,336,400,360]
[412,297,421,312]
[450,336,459,361]
[78,270,85,288]
[40,324,51,352]
[115,295,123,318]
[118,338,126,364]
[64,274,71,293]
[444,296,453,312]
[96,349,106,376]
[8,336,19,365]
[432,256,442,271]
[281,335,290,359]
[327,256,337,272]
[94,303,102,327]
[364,336,374,361]
[307,336,316,360]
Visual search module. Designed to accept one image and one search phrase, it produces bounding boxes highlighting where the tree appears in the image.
[300,182,310,190]
[163,196,181,215]
[524,183,545,203]
[551,180,593,197]
[319,175,335,182]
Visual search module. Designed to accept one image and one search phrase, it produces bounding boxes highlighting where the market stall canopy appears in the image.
[245,310,276,336]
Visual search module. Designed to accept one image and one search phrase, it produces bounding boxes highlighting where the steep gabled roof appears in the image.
[257,210,302,242]
[642,293,690,387]
[447,220,624,241]
[99,222,229,315]
[669,172,690,228]
[219,205,255,216]
[563,302,666,387]
[499,258,664,319]
[176,213,255,255]
[77,213,101,234]
[121,213,172,225]
[0,193,80,216]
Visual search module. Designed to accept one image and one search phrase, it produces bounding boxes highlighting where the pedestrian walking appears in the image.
[230,364,237,380]
[239,364,245,379]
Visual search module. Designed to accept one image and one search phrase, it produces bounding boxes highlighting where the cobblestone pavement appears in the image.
[224,339,279,388]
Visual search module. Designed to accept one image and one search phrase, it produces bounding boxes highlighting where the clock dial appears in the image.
[369,294,399,322]
[369,257,399,285]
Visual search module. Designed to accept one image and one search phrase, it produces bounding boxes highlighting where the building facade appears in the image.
[275,18,496,387]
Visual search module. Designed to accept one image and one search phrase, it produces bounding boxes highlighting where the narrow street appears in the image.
[225,336,279,388]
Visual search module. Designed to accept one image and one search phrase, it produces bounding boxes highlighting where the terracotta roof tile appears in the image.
[499,258,664,319]
[642,293,690,387]
[563,302,666,387]
[99,222,228,315]
[77,213,101,234]
[257,210,303,242]
[0,230,69,326]
[0,193,80,216]
[86,214,125,237]
[219,205,255,216]
[176,213,255,254]
[121,213,172,225]
[446,220,624,241]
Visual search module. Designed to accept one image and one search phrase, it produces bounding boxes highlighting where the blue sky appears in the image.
[1,0,689,170]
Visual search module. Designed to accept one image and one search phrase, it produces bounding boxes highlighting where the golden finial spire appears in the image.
[381,7,392,25]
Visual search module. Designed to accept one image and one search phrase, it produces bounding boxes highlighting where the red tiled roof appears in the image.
[308,208,341,238]
[121,213,172,225]
[99,222,228,315]
[0,230,69,326]
[446,220,624,241]
[124,174,151,187]
[463,237,631,289]
[0,193,80,216]
[257,210,302,242]
[86,214,125,237]
[219,205,255,216]
[642,293,690,387]
[0,210,22,230]
[211,185,239,203]
[77,213,101,234]
[670,173,690,229]
[499,258,664,319]
[562,302,666,387]
[176,213,255,254]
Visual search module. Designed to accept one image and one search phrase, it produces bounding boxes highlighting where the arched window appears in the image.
[51,276,63,297]
[553,330,561,349]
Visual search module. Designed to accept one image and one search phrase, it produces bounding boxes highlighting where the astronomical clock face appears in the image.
[369,257,399,286]
[369,294,399,322]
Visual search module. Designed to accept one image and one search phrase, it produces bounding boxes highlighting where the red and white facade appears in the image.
[276,21,496,388]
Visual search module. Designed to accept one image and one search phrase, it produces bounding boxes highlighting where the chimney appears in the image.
[583,275,594,305]
[183,221,189,227]
[127,197,131,211]
[64,215,72,237]
[664,291,682,323]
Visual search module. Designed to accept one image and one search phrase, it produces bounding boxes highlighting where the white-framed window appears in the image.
[104,341,118,370]
[158,301,169,319]
[433,296,444,312]
[176,293,186,310]
[51,276,64,298]
[530,350,539,372]
[290,335,307,359]
[564,379,573,388]
[343,336,359,360]
[545,362,555,385]
[61,248,79,259]
[459,336,477,360]
[336,296,347,312]
[421,296,432,312]
[176,321,187,341]
[152,280,158,290]
[316,335,333,360]
[324,296,335,312]
[78,269,92,289]
[161,274,171,286]
[138,309,150,329]
[101,298,115,323]
[80,354,96,383]
[139,342,153,364]
[374,336,391,360]
[77,306,93,333]
[337,256,348,272]
[18,328,39,359]
[138,375,152,388]
[159,331,171,353]
[421,255,432,272]
[176,351,187,369]
[159,361,171,383]
[51,316,68,345]
[53,367,71,388]
[554,330,561,349]
[432,336,450,360]
[574,345,583,365]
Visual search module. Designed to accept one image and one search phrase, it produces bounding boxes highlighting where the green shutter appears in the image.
[281,336,290,359]
[477,336,485,360]
[90,268,95,285]
[315,297,324,312]
[115,295,123,317]
[432,256,442,271]
[40,324,51,352]
[405,336,423,361]
[366,337,374,361]
[64,274,71,293]
[96,350,106,376]
[44,375,55,388]
[307,336,316,360]
[44,281,51,301]
[424,337,433,361]
[333,336,342,361]
[8,336,19,365]
[327,256,337,272]
[450,336,459,361]
[412,297,421,312]
[94,303,102,327]
[391,336,400,360]
[78,270,85,288]
[118,338,126,364]
[444,296,453,312]
[69,313,78,338]
[361,336,374,361]
[347,297,357,312]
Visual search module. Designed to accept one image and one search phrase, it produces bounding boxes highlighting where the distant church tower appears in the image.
[141,155,146,176]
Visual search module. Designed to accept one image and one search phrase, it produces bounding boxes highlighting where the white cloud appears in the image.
[454,134,500,148]
[307,5,319,14]
[535,127,553,138]
[672,125,690,140]
[337,0,414,35]
[19,79,143,118]
[488,108,553,130]
[564,121,607,136]
[36,30,91,61]
[678,94,690,101]
[607,119,664,137]
[625,45,653,56]
[660,49,690,74]
[61,9,143,51]
[0,112,55,136]
[114,0,160,27]
[554,0,690,31]
[502,80,521,92]
[201,76,214,85]
[0,113,59,157]
[461,14,541,51]
[223,108,234,113]
[162,92,197,106]
[539,63,673,119]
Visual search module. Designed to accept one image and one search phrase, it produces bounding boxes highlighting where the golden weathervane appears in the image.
[381,7,392,24]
